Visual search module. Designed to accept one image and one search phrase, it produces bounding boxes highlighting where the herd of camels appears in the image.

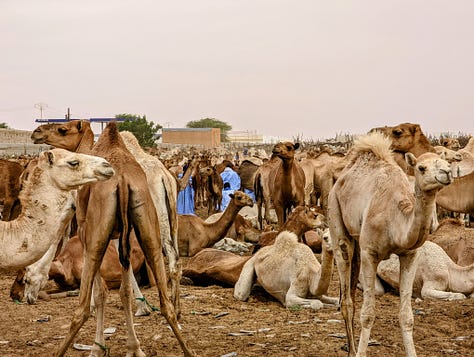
[0,120,473,356]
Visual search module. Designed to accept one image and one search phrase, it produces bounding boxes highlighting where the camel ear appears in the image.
[294,143,300,150]
[405,152,417,167]
[229,193,235,199]
[77,120,83,131]
[44,151,55,166]
[410,124,420,135]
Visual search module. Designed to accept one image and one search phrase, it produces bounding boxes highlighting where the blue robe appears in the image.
[220,167,241,211]
[177,174,195,215]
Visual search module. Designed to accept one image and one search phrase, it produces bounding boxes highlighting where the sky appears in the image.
[1,0,473,141]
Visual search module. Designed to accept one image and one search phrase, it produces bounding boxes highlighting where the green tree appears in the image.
[186,117,232,142]
[116,113,161,148]
[0,122,9,129]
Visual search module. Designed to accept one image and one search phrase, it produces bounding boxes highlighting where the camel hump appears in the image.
[351,132,395,164]
[242,157,263,166]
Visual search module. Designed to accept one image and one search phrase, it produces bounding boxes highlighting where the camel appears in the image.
[436,170,474,214]
[234,230,338,309]
[0,148,114,271]
[255,142,305,229]
[376,241,474,300]
[433,145,462,163]
[253,205,326,253]
[31,120,183,317]
[0,159,25,221]
[183,248,250,286]
[236,157,263,192]
[328,131,452,357]
[428,218,474,266]
[205,212,261,243]
[440,136,461,150]
[254,154,281,228]
[178,190,254,256]
[34,122,194,357]
[199,164,223,215]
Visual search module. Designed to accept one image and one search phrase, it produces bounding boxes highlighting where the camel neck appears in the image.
[405,186,437,250]
[207,203,240,244]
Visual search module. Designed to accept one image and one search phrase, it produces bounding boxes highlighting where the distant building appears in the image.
[161,128,221,148]
[0,128,50,156]
[227,130,264,144]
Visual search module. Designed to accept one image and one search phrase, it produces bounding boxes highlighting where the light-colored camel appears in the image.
[31,121,183,316]
[433,145,462,163]
[436,170,474,214]
[428,218,474,266]
[255,142,305,229]
[376,241,474,300]
[440,136,461,150]
[0,148,114,271]
[34,122,195,357]
[234,230,338,309]
[328,131,452,357]
[178,190,254,256]
[119,130,182,313]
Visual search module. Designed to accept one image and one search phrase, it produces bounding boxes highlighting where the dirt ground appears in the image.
[0,205,473,356]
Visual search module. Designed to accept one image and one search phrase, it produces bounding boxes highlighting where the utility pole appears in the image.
[65,107,71,121]
[34,102,48,119]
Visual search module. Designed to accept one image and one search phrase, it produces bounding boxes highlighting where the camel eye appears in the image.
[418,165,426,173]
[58,128,68,135]
[68,160,79,168]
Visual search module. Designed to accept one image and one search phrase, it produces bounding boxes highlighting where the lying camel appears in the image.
[234,230,338,309]
[253,205,326,253]
[376,241,474,300]
[183,248,250,287]
[205,212,261,243]
[178,191,254,257]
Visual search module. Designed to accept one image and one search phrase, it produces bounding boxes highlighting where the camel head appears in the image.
[405,152,452,191]
[31,120,91,151]
[289,205,327,230]
[434,146,463,163]
[440,137,461,151]
[37,148,115,190]
[272,142,300,159]
[388,123,422,152]
[229,191,254,208]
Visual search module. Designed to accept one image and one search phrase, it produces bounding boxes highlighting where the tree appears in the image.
[116,114,161,148]
[186,118,232,142]
[0,122,9,129]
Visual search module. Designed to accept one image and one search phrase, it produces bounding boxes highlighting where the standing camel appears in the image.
[328,131,452,357]
[255,142,305,229]
[31,120,182,316]
[0,148,114,270]
[35,122,194,356]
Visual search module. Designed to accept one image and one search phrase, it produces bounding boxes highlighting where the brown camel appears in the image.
[205,212,261,243]
[199,164,223,215]
[234,230,338,309]
[253,205,326,253]
[237,157,262,192]
[182,248,250,287]
[31,120,183,316]
[253,154,280,228]
[34,122,194,357]
[255,142,305,229]
[0,149,114,271]
[0,159,25,221]
[428,218,474,266]
[178,190,254,257]
[328,131,452,357]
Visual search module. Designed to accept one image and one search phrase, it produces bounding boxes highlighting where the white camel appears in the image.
[234,230,338,309]
[376,241,474,300]
[0,149,114,270]
[328,131,452,357]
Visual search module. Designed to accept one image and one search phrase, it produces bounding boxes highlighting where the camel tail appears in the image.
[117,180,132,270]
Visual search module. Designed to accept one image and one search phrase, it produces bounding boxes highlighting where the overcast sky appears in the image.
[1,1,473,140]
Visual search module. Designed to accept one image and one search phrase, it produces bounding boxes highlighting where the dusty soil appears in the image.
[0,211,473,356]
[0,265,472,356]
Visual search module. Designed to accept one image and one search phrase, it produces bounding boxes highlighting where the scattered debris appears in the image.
[220,352,237,357]
[214,311,230,318]
[73,343,93,351]
[103,327,116,335]
[35,316,50,323]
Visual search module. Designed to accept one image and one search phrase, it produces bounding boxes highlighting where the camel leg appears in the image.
[55,243,109,357]
[233,256,257,301]
[131,206,195,356]
[398,251,419,357]
[356,250,379,357]
[90,274,109,357]
[112,240,152,317]
[421,283,467,301]
[120,266,146,357]
[285,279,324,310]
[329,198,358,356]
